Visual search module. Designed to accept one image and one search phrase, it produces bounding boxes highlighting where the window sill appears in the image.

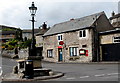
[69,56,80,61]
[47,57,54,58]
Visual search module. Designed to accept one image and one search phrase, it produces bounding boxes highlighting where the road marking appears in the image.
[95,74,105,77]
[66,77,75,80]
[80,76,90,78]
[0,67,2,76]
[107,73,119,76]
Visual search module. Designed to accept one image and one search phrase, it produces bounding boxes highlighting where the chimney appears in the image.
[42,22,47,29]
[112,11,115,17]
[70,18,74,21]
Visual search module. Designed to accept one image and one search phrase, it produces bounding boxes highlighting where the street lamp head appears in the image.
[29,2,37,16]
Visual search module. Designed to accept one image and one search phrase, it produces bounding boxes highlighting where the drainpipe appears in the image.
[63,39,66,62]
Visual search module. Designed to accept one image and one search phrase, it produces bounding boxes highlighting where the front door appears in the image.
[58,48,63,61]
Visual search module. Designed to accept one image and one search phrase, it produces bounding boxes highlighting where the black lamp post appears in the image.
[29,2,37,56]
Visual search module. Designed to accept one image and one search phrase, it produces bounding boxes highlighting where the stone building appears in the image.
[99,29,120,61]
[0,25,22,44]
[43,12,113,63]
[36,22,50,47]
[109,11,120,28]
[35,22,49,56]
[22,29,39,40]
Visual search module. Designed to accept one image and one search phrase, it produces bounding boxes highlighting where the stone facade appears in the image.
[100,32,120,44]
[42,12,113,63]
[43,29,93,62]
[36,36,43,47]
[99,29,120,61]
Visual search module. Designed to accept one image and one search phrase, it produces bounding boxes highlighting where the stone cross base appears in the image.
[25,56,42,68]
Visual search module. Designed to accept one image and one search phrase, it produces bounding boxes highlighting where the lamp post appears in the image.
[24,2,37,79]
[29,2,37,56]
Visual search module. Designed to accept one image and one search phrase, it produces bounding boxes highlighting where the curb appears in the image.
[2,72,64,82]
[43,61,120,64]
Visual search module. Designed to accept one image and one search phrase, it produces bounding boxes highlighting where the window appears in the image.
[47,49,53,58]
[69,47,78,56]
[79,30,86,38]
[113,36,120,43]
[58,35,62,41]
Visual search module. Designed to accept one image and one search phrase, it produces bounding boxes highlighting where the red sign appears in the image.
[58,46,63,48]
[86,50,88,56]
[59,41,64,45]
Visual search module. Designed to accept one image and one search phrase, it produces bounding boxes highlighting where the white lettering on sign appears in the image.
[80,50,85,54]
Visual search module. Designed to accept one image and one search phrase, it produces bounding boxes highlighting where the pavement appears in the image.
[2,71,64,81]
[43,60,120,64]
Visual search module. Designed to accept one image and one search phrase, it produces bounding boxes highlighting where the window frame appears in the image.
[47,49,53,58]
[79,30,87,38]
[113,36,120,43]
[69,47,78,57]
[57,34,63,41]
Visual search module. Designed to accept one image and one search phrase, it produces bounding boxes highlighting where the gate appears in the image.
[102,44,120,61]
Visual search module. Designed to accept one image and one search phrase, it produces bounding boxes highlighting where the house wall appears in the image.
[43,28,93,63]
[99,32,120,61]
[36,35,44,47]
[100,33,120,44]
[96,14,114,32]
[22,33,32,40]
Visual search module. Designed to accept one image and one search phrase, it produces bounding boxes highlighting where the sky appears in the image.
[0,0,119,29]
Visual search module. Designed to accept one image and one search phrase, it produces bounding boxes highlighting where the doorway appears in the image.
[58,48,63,61]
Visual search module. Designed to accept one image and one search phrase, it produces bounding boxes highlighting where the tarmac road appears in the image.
[1,57,120,83]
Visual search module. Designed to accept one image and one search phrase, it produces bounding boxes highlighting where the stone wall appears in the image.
[36,35,43,47]
[43,28,93,63]
[2,48,29,59]
[100,33,120,44]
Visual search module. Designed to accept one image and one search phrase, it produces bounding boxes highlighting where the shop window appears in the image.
[69,47,78,56]
[47,49,53,58]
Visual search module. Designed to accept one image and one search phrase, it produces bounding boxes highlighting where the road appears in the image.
[1,57,119,82]
[42,62,119,81]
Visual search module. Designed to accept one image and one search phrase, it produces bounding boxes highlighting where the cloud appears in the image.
[0,1,118,29]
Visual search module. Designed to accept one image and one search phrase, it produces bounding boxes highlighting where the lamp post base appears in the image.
[26,56,42,68]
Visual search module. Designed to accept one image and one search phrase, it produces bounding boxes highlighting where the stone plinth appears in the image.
[25,56,42,68]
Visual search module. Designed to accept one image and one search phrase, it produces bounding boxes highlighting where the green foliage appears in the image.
[2,28,15,31]
[4,38,32,50]
[19,39,32,48]
[5,39,19,50]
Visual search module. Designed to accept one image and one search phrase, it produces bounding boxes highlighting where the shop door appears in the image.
[58,48,63,61]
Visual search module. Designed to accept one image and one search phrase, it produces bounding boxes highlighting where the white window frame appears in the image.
[69,47,78,56]
[57,34,63,41]
[47,49,53,58]
[79,30,87,38]
[113,36,120,43]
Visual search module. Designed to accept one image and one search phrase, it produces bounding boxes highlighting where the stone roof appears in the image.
[112,21,120,27]
[0,25,20,30]
[109,13,120,20]
[43,11,105,37]
[35,28,50,36]
[2,31,16,35]
[99,29,120,35]
[22,29,39,33]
